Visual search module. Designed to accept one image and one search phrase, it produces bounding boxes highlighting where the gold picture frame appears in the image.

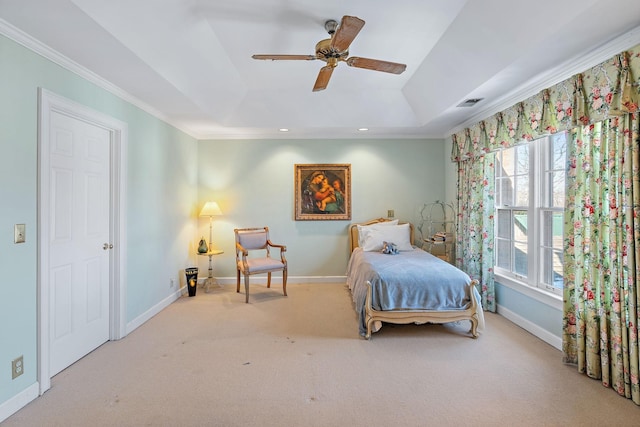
[294,164,351,220]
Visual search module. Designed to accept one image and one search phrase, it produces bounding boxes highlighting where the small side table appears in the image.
[198,249,224,292]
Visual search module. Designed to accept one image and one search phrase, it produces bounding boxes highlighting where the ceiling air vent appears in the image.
[457,98,484,107]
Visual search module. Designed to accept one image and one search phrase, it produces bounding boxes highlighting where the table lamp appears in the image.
[199,201,223,252]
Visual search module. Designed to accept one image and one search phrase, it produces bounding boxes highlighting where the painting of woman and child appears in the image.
[294,164,351,220]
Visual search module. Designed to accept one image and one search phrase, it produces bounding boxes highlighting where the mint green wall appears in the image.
[0,34,197,406]
[196,139,447,278]
[495,283,562,336]
[443,137,458,208]
[0,35,38,406]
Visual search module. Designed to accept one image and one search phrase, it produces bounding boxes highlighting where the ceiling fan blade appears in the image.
[331,16,365,52]
[313,66,334,92]
[252,54,317,61]
[346,57,407,74]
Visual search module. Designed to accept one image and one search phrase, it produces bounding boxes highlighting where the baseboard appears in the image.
[203,276,347,285]
[125,288,183,335]
[497,304,562,350]
[0,382,39,423]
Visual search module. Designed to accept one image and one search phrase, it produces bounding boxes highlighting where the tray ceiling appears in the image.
[2,0,639,139]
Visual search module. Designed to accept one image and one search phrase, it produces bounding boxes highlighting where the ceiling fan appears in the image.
[252,15,407,92]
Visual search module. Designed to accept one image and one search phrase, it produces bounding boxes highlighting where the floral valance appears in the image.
[451,43,640,162]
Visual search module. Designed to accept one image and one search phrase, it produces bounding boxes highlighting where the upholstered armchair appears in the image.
[234,227,287,303]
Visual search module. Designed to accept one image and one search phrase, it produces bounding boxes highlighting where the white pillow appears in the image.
[361,223,413,252]
[357,220,399,247]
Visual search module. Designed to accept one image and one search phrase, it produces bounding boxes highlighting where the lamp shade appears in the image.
[199,201,223,217]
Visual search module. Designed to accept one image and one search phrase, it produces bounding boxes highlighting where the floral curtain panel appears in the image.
[451,42,640,404]
[563,114,640,404]
[455,151,496,312]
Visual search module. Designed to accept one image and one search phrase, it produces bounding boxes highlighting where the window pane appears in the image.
[497,210,511,239]
[542,211,553,247]
[542,248,563,290]
[516,144,529,174]
[514,241,528,277]
[515,174,529,206]
[495,153,504,179]
[497,239,511,269]
[553,250,563,289]
[552,133,567,170]
[542,211,563,248]
[542,247,554,285]
[551,172,565,208]
[500,148,515,176]
[553,212,563,250]
[499,176,514,206]
[513,210,528,241]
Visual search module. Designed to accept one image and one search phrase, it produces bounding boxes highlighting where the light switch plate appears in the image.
[14,224,25,243]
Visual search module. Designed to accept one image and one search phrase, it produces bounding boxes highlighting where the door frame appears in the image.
[37,89,128,394]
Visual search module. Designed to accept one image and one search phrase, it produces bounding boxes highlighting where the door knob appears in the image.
[103,243,113,250]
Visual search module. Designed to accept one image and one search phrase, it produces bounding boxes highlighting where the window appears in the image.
[494,132,567,295]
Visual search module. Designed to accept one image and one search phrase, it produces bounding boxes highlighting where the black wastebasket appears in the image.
[185,267,198,297]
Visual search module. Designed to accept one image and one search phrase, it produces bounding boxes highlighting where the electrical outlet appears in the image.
[387,210,394,218]
[12,355,23,379]
[170,278,175,288]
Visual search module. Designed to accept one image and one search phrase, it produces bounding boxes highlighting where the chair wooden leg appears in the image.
[267,272,272,288]
[236,269,241,293]
[283,268,287,296]
[244,274,250,303]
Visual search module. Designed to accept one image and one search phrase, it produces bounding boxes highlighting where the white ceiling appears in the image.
[2,0,640,140]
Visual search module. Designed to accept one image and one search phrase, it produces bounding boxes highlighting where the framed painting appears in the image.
[294,164,351,220]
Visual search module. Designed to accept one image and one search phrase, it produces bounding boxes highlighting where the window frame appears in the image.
[538,133,566,294]
[493,133,566,300]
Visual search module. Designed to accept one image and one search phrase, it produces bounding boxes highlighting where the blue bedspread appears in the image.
[346,247,476,336]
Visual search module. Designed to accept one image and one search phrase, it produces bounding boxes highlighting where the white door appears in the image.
[48,110,111,376]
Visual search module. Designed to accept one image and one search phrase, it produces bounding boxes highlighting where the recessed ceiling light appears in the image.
[358,128,369,131]
[279,128,289,132]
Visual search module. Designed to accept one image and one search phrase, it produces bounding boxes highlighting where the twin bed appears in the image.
[346,218,484,339]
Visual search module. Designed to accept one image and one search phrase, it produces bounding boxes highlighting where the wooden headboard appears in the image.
[349,218,415,253]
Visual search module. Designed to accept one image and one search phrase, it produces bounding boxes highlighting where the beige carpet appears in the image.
[4,283,639,426]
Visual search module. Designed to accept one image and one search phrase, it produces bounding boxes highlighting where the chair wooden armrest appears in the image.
[235,242,249,270]
[236,242,249,256]
[266,240,286,262]
[266,240,286,251]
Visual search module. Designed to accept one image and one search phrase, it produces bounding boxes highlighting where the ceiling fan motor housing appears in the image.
[315,38,348,63]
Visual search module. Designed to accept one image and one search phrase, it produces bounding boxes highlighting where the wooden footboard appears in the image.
[364,279,480,339]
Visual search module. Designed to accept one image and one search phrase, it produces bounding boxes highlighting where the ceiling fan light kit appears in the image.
[252,15,407,92]
[324,19,339,35]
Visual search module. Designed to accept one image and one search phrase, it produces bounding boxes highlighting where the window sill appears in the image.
[495,273,563,311]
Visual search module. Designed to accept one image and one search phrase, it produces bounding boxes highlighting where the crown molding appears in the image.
[448,25,640,136]
[0,18,199,139]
